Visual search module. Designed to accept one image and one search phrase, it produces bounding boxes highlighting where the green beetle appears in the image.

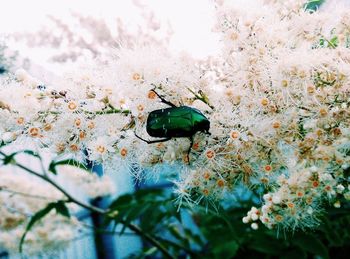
[135,89,210,157]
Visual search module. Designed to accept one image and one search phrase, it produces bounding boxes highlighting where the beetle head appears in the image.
[199,119,210,135]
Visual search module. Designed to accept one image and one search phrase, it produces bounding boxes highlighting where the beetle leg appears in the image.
[134,132,171,144]
[185,136,194,164]
[150,89,177,108]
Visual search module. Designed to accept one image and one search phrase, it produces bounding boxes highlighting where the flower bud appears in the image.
[336,184,345,193]
[251,223,259,230]
[251,213,259,221]
[242,216,250,224]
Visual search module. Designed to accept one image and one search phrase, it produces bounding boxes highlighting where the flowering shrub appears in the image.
[0,0,350,257]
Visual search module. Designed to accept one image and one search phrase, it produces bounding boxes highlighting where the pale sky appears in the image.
[0,0,222,65]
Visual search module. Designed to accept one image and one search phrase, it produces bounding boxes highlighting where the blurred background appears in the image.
[0,0,220,76]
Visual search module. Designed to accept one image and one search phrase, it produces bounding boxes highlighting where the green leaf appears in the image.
[48,159,90,175]
[281,248,307,259]
[22,150,41,158]
[3,154,15,165]
[319,38,325,47]
[55,200,70,218]
[19,200,70,253]
[184,228,204,246]
[2,150,41,165]
[248,234,286,255]
[19,203,56,252]
[143,247,158,256]
[319,217,343,246]
[169,226,185,241]
[212,240,239,258]
[292,234,329,259]
[304,0,325,12]
[48,161,58,174]
[329,36,339,48]
[134,188,164,200]
[108,194,133,210]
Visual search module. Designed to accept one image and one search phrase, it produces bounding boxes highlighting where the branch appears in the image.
[0,186,56,201]
[85,108,131,116]
[0,150,174,259]
[187,87,214,109]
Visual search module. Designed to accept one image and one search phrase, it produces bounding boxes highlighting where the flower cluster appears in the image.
[214,0,350,230]
[0,0,349,234]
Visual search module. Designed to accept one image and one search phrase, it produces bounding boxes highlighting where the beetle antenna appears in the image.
[134,131,148,143]
[150,88,177,108]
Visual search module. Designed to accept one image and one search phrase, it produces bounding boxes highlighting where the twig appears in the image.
[187,87,214,109]
[0,186,56,201]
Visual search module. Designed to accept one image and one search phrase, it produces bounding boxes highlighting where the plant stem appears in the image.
[0,186,55,200]
[86,108,131,116]
[187,87,214,109]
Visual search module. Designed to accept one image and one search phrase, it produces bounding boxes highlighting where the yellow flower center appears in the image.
[29,127,40,137]
[96,145,106,154]
[17,117,25,125]
[261,98,269,106]
[120,147,128,157]
[205,150,216,159]
[68,101,77,111]
[132,73,141,81]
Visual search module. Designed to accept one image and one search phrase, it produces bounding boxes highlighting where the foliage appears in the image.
[107,188,350,258]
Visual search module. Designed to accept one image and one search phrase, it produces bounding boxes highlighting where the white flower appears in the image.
[336,184,345,193]
[87,136,115,161]
[251,213,259,221]
[272,195,281,204]
[242,216,250,224]
[251,223,259,230]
